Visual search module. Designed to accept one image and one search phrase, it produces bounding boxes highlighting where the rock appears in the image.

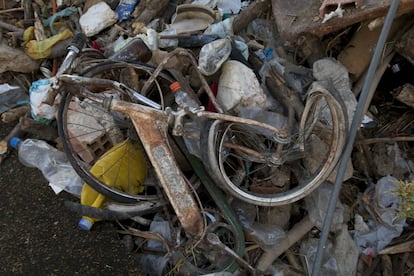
[0,43,39,73]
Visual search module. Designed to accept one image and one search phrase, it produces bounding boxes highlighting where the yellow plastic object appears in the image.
[79,140,147,230]
[23,26,73,59]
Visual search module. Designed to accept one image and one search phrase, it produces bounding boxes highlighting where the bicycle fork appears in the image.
[109,98,204,239]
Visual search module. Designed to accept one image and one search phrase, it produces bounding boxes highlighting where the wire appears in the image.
[311,0,401,275]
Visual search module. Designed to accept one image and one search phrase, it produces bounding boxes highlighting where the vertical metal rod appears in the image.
[311,0,401,275]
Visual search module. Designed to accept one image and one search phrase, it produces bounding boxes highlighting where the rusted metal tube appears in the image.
[110,98,205,239]
[197,110,289,143]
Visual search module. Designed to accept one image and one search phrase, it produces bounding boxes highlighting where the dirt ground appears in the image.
[0,122,141,275]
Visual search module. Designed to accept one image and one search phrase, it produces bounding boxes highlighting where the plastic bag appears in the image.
[158,29,179,49]
[198,38,232,76]
[334,225,359,276]
[29,78,57,125]
[217,0,242,14]
[24,27,73,59]
[352,176,406,256]
[233,200,285,249]
[204,18,234,38]
[0,84,29,114]
[42,7,77,35]
[313,58,357,129]
[300,238,339,276]
[305,182,349,232]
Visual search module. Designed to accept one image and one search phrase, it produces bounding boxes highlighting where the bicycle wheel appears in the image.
[57,61,173,203]
[202,86,347,206]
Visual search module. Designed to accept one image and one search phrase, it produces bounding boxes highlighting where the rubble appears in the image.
[1,0,414,275]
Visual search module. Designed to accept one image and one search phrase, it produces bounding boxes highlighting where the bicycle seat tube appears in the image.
[109,98,204,239]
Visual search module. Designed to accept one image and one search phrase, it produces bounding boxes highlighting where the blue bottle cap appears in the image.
[9,137,21,149]
[78,217,93,231]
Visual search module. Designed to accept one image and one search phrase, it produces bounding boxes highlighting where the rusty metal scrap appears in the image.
[111,98,205,239]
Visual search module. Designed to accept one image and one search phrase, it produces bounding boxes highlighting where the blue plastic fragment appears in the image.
[116,0,139,21]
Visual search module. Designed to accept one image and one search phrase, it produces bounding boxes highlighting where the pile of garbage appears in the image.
[1,0,414,275]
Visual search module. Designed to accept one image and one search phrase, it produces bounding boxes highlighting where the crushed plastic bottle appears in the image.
[9,137,83,197]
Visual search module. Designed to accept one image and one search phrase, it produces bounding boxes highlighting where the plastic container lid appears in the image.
[9,137,21,149]
[78,217,94,231]
[169,82,181,93]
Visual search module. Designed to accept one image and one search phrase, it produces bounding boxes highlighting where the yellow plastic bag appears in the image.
[24,26,73,59]
[79,140,147,230]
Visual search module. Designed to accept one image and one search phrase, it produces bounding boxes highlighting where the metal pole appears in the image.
[311,0,401,274]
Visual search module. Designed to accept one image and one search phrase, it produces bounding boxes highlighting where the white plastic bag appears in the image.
[29,78,57,124]
[198,38,232,76]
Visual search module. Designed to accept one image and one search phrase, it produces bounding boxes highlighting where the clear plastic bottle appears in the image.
[169,81,199,109]
[169,82,202,158]
[9,137,83,197]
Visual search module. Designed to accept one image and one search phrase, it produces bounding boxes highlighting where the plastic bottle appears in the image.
[79,140,147,231]
[9,137,84,197]
[169,81,199,109]
[169,82,202,158]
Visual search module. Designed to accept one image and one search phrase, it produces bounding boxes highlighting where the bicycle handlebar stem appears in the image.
[56,33,87,76]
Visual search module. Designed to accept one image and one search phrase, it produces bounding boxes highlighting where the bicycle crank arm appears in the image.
[110,99,204,239]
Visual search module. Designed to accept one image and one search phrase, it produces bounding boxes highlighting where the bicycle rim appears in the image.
[57,60,176,203]
[203,89,347,206]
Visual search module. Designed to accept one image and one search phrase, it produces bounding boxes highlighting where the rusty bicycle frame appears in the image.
[53,36,348,273]
[56,46,346,237]
[58,73,288,241]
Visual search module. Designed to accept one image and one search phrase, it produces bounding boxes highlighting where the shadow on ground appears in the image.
[0,122,141,275]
